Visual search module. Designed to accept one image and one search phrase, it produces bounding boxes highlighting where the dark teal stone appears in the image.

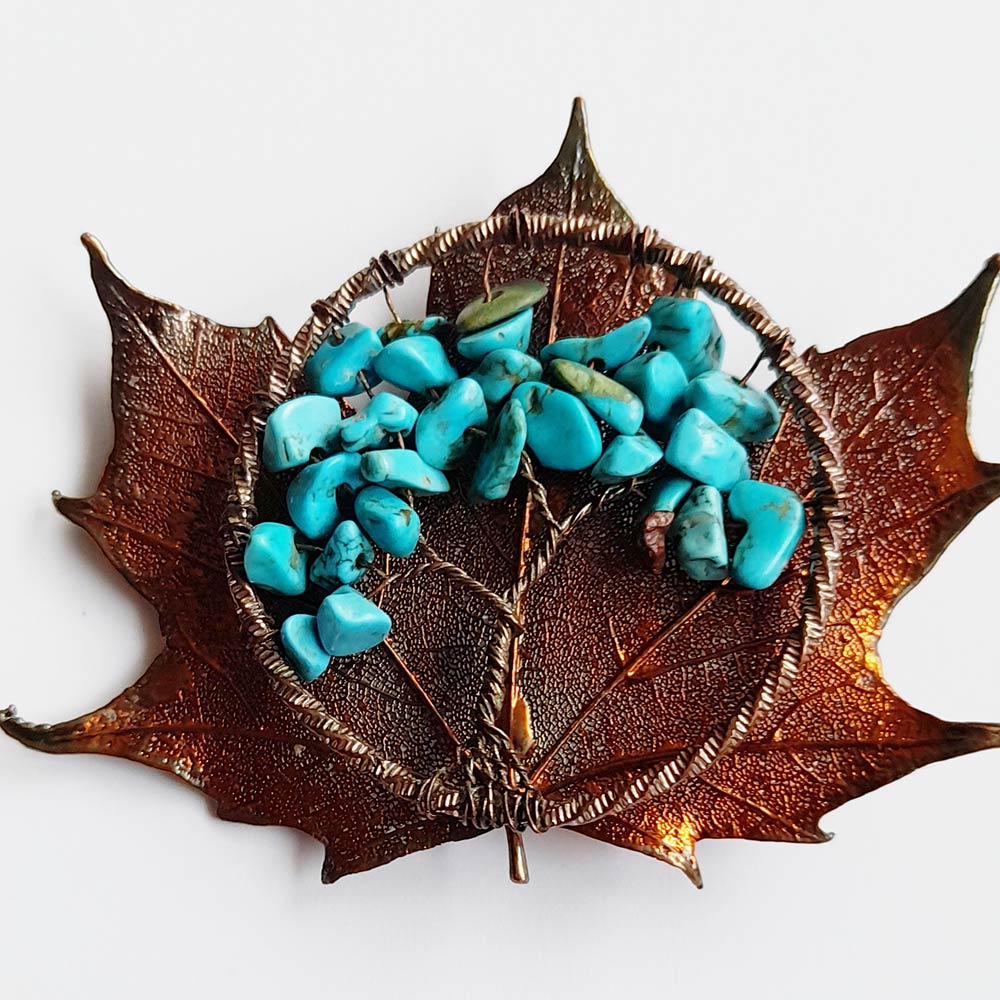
[455,278,547,332]
[304,322,382,397]
[548,358,644,435]
[684,370,781,442]
[639,475,693,518]
[310,519,375,588]
[673,486,728,581]
[541,315,651,369]
[316,585,392,656]
[469,349,542,405]
[414,377,488,469]
[663,408,750,492]
[511,381,603,471]
[728,480,806,590]
[378,315,447,343]
[455,308,532,360]
[646,297,724,377]
[243,522,307,595]
[354,486,420,557]
[286,452,364,540]
[469,398,528,504]
[591,433,663,484]
[360,449,451,495]
[280,614,331,684]
[262,395,342,471]
[372,335,458,393]
[339,392,418,452]
[613,350,688,437]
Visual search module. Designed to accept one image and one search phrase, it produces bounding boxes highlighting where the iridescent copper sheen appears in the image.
[2,100,998,887]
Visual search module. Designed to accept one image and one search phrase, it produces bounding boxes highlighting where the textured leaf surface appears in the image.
[576,257,1000,881]
[1,236,475,880]
[3,104,998,886]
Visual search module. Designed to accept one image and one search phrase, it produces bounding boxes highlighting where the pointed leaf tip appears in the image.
[52,493,91,526]
[557,96,590,163]
[495,97,632,225]
[944,254,1000,361]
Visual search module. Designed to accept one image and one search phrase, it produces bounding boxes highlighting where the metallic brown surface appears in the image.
[638,510,675,573]
[3,100,998,886]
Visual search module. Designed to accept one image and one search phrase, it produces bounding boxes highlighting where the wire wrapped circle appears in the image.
[220,209,846,824]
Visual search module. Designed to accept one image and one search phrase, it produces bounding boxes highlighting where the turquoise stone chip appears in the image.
[262,395,342,471]
[591,433,663,483]
[683,370,781,443]
[664,409,750,492]
[378,315,447,343]
[673,486,728,581]
[456,278,547,332]
[456,307,533,360]
[371,335,458,393]
[360,449,451,495]
[469,349,542,405]
[414,377,488,470]
[541,316,651,370]
[639,475,693,518]
[511,381,603,471]
[286,452,364,540]
[243,522,307,595]
[310,519,374,588]
[280,614,331,683]
[613,350,688,436]
[354,485,420,557]
[304,322,383,396]
[316,585,392,657]
[548,358,644,435]
[469,398,528,504]
[728,480,806,590]
[339,392,418,452]
[646,297,724,377]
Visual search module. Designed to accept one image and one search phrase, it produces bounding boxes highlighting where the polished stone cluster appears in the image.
[244,277,806,685]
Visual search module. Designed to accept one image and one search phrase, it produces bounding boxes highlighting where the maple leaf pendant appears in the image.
[4,99,999,888]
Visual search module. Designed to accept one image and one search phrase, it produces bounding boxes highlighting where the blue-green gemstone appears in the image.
[684,371,780,443]
[316,585,392,656]
[378,315,447,342]
[456,278,547,332]
[361,449,450,495]
[591,432,663,483]
[414,377,488,470]
[469,398,527,504]
[541,316,651,370]
[613,350,688,436]
[304,322,383,397]
[243,522,307,595]
[262,395,342,471]
[310,519,374,588]
[339,392,418,452]
[728,480,806,590]
[354,486,420,557]
[639,475,693,518]
[646,297,724,378]
[280,614,331,683]
[469,349,542,405]
[664,409,750,492]
[673,486,728,581]
[455,308,532,360]
[511,381,603,471]
[372,335,458,393]
[286,452,364,540]
[548,358,644,435]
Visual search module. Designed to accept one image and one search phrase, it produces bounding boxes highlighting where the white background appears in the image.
[2,2,999,996]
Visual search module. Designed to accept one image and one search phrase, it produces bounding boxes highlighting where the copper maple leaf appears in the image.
[4,100,998,887]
